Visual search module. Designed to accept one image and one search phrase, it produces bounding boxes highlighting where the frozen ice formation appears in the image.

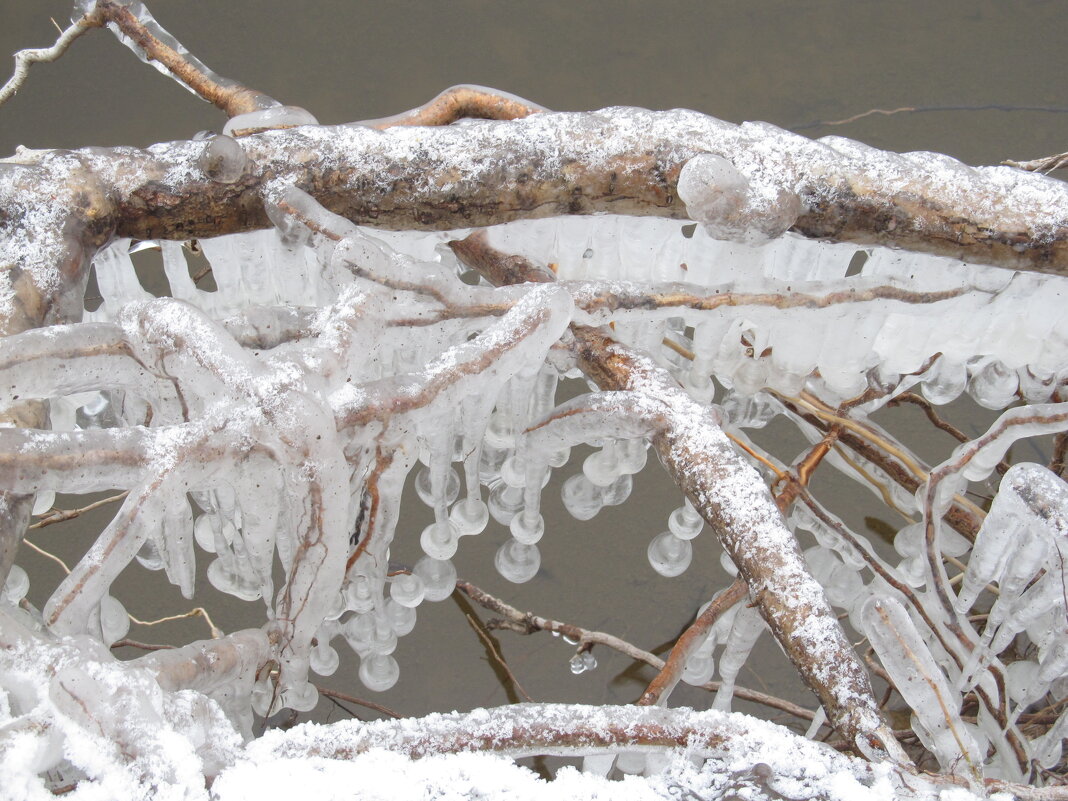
[4,172,1068,790]
[677,153,802,244]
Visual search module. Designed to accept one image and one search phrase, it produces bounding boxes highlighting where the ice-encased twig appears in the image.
[861,596,983,783]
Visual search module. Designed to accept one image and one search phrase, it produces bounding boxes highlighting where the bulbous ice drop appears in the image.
[668,501,703,540]
[413,555,457,602]
[600,474,633,507]
[647,531,693,578]
[969,359,1019,410]
[193,513,217,554]
[568,651,597,675]
[135,538,164,571]
[449,497,489,536]
[420,520,459,560]
[98,595,130,646]
[488,482,524,525]
[31,490,55,516]
[1,564,29,604]
[731,359,768,396]
[678,153,796,244]
[281,681,319,712]
[198,135,247,184]
[310,641,340,677]
[478,443,509,485]
[561,474,603,521]
[509,511,545,545]
[582,449,619,487]
[343,611,374,654]
[359,653,400,692]
[921,360,967,405]
[345,574,376,614]
[386,599,417,637]
[682,651,715,685]
[207,557,262,602]
[614,751,648,776]
[618,438,648,475]
[389,572,425,608]
[414,466,460,508]
[370,612,398,656]
[495,539,541,584]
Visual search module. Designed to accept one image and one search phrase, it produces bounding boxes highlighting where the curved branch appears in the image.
[0,9,104,108]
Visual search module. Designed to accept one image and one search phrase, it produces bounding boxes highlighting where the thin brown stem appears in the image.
[462,612,534,703]
[315,686,402,720]
[637,577,747,706]
[95,0,268,117]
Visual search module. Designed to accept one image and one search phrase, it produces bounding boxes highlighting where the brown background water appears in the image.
[2,0,1066,735]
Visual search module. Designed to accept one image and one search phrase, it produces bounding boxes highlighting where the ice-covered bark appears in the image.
[0,604,250,794]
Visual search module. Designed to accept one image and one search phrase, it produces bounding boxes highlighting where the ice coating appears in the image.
[678,152,801,244]
[860,596,983,781]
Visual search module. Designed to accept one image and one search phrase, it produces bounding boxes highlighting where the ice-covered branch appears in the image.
[239,703,1015,801]
[450,232,907,763]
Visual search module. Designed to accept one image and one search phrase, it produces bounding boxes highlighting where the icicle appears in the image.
[861,595,983,780]
[712,603,764,711]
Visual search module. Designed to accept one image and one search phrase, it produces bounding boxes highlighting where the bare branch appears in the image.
[0,9,104,109]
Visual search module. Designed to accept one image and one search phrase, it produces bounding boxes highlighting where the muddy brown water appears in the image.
[2,0,1066,754]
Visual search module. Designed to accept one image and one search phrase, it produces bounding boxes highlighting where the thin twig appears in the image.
[455,580,816,723]
[21,538,71,573]
[315,686,402,720]
[794,104,1068,131]
[462,612,534,702]
[0,9,104,108]
[1004,152,1068,173]
[638,577,748,706]
[128,606,223,638]
[30,491,129,529]
[110,638,174,651]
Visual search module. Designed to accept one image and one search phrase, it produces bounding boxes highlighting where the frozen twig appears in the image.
[1004,152,1068,173]
[637,577,748,706]
[0,9,104,108]
[315,686,402,720]
[362,84,546,128]
[455,579,816,722]
[92,0,271,117]
[29,491,129,529]
[461,610,534,702]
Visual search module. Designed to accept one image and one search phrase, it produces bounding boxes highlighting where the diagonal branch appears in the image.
[0,9,104,108]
